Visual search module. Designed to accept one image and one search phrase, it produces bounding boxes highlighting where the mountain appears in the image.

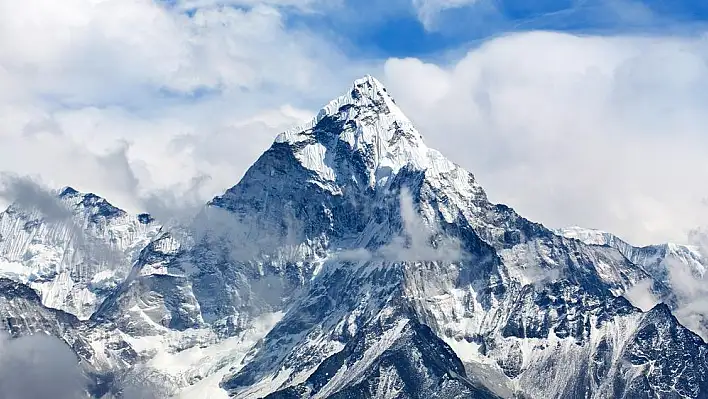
[0,187,160,319]
[1,76,707,399]
[556,226,706,285]
[556,226,708,341]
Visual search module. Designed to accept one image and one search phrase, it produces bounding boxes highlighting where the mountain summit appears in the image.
[0,76,707,398]
[270,74,449,191]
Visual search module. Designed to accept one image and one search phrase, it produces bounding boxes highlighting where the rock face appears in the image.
[0,76,707,399]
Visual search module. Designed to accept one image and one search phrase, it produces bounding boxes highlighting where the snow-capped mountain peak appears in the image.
[273,75,457,191]
[56,186,128,221]
[58,186,80,198]
[555,226,706,276]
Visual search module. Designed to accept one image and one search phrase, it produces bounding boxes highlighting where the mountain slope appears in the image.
[557,226,708,339]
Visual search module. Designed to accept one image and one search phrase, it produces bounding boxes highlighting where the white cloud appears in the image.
[383,31,708,245]
[0,332,169,399]
[337,189,463,263]
[174,0,326,11]
[1,0,706,248]
[0,333,88,399]
[0,0,371,218]
[667,255,708,340]
[0,1,341,100]
[411,0,478,29]
[0,174,73,222]
[624,279,659,311]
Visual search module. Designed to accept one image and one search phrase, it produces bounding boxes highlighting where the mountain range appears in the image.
[0,75,706,399]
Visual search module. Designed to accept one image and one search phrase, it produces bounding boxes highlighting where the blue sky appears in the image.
[282,0,708,58]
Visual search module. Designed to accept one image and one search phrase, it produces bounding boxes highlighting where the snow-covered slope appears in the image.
[556,226,706,281]
[557,227,706,297]
[0,76,707,399]
[0,187,160,319]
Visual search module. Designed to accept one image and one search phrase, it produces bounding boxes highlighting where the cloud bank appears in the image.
[0,333,87,399]
[0,1,706,248]
[0,332,172,399]
[383,31,708,245]
[0,0,371,214]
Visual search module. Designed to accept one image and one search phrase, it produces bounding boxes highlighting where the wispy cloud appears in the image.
[337,189,463,263]
[0,332,170,399]
[624,278,659,311]
[667,257,708,340]
[0,174,127,267]
[412,0,479,30]
[0,173,72,222]
[661,227,708,340]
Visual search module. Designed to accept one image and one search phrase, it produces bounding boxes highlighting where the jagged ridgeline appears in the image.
[0,76,706,399]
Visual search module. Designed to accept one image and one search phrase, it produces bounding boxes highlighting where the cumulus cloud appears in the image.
[0,0,371,217]
[383,31,708,245]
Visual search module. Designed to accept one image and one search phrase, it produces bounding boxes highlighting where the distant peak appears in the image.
[555,226,617,246]
[58,186,80,198]
[54,187,128,221]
